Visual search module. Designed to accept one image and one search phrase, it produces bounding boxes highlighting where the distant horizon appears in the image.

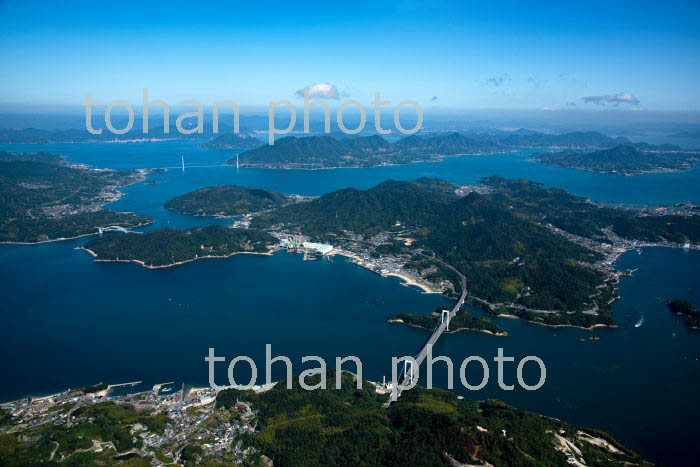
[1,107,699,141]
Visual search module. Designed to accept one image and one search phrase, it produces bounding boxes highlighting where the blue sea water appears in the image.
[1,140,699,465]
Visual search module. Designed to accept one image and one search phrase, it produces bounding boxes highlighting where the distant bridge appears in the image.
[97,226,142,235]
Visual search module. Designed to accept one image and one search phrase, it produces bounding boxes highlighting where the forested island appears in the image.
[667,300,700,330]
[389,308,507,335]
[483,129,683,150]
[82,225,276,268]
[533,145,699,174]
[250,176,700,328]
[0,152,152,243]
[164,185,288,217]
[200,133,263,149]
[228,133,503,169]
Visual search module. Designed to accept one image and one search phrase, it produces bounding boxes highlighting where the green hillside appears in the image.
[217,373,642,466]
[165,185,287,216]
[533,145,697,174]
[230,133,502,168]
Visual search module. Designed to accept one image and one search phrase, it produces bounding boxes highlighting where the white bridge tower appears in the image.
[403,360,414,385]
[441,309,450,331]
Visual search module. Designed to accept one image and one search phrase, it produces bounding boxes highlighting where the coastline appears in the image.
[383,272,437,294]
[531,157,697,176]
[329,250,439,294]
[388,318,508,337]
[77,246,275,269]
[231,149,515,171]
[494,313,616,331]
[1,389,69,405]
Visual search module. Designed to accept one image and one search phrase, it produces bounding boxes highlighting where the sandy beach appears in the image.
[383,272,437,294]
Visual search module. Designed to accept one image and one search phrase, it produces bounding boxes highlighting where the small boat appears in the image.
[634,315,645,328]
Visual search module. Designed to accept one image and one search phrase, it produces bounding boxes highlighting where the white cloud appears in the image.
[612,92,640,105]
[295,83,341,100]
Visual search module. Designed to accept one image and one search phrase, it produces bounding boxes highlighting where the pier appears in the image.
[152,382,175,394]
[107,381,142,389]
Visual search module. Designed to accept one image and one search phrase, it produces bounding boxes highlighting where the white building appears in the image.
[303,242,334,255]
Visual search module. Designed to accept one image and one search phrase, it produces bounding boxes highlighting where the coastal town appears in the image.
[0,382,265,465]
[270,231,453,296]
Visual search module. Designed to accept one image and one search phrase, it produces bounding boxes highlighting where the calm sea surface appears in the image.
[1,140,699,465]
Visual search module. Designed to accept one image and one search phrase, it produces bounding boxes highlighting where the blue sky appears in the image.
[0,0,698,111]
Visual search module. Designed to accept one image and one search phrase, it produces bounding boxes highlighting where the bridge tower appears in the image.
[403,360,414,384]
[441,309,450,331]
